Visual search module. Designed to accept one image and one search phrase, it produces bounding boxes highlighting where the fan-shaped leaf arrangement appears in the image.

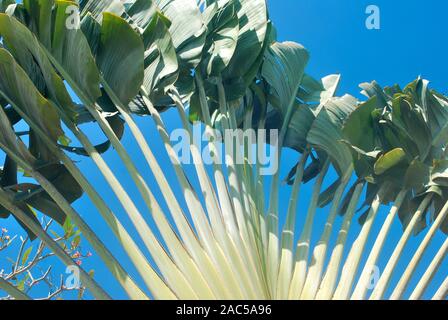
[0,0,446,300]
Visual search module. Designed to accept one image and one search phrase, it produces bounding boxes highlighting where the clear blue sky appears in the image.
[1,0,446,300]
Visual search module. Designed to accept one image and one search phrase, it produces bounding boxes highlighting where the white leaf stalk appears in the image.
[390,199,448,299]
[0,140,147,299]
[351,190,407,299]
[99,82,228,299]
[288,160,330,299]
[170,87,265,299]
[45,53,206,299]
[333,188,384,299]
[216,79,267,294]
[370,194,433,300]
[316,183,364,299]
[141,89,238,299]
[432,276,448,300]
[410,237,448,300]
[301,167,353,299]
[276,151,308,299]
[2,94,175,299]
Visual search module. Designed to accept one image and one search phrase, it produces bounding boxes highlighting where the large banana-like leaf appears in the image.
[7,1,127,153]
[223,0,268,80]
[268,74,342,153]
[141,8,179,107]
[343,81,448,234]
[52,1,102,104]
[97,13,144,106]
[0,49,84,227]
[156,0,206,68]
[298,74,341,105]
[0,12,77,118]
[0,0,445,302]
[0,48,62,147]
[79,0,125,21]
[200,0,239,77]
[126,0,157,30]
[307,95,357,176]
[262,41,309,116]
